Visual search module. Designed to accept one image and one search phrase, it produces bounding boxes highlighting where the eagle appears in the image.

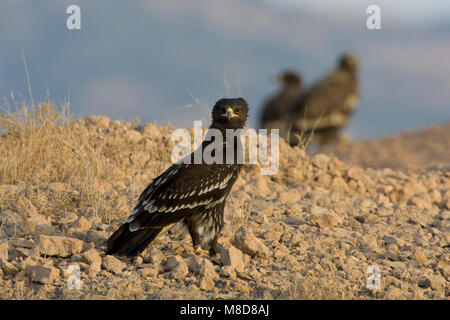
[283,54,359,146]
[259,71,303,138]
[106,98,249,258]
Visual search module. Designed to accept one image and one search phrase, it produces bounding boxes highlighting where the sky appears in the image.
[0,0,449,138]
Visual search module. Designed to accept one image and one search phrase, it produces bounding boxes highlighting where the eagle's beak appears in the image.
[225,107,238,120]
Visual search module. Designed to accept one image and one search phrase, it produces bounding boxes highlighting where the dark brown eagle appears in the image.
[259,71,303,137]
[106,98,249,258]
[284,54,359,146]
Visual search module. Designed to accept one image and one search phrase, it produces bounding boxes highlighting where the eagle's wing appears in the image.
[292,71,357,131]
[126,162,240,232]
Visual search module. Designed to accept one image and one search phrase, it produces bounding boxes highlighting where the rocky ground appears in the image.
[0,104,448,299]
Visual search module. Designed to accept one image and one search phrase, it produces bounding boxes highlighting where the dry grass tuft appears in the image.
[0,101,170,224]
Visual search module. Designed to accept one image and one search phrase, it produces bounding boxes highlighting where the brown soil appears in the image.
[0,103,448,300]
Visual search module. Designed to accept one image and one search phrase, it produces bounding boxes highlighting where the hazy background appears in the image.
[1,0,449,138]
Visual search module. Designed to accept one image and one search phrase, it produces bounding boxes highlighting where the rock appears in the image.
[34,224,57,236]
[102,255,126,275]
[143,247,165,265]
[436,257,450,277]
[0,242,8,261]
[254,176,271,197]
[199,276,215,291]
[310,209,342,228]
[84,116,110,128]
[414,249,427,266]
[219,266,236,279]
[124,130,142,144]
[278,191,301,205]
[1,260,18,276]
[442,199,450,210]
[311,154,329,169]
[82,248,102,275]
[417,279,431,289]
[85,230,108,245]
[138,267,158,278]
[408,193,432,210]
[164,256,188,279]
[220,245,245,272]
[16,196,38,216]
[71,216,92,231]
[199,258,218,281]
[428,189,442,205]
[385,286,404,299]
[27,265,59,284]
[187,255,202,274]
[346,167,364,181]
[428,274,446,290]
[14,197,51,235]
[234,227,271,259]
[34,235,84,258]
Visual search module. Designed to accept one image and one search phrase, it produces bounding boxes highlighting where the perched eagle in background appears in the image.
[107,98,249,258]
[259,71,303,137]
[284,54,359,146]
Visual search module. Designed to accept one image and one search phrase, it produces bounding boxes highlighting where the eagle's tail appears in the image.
[106,223,162,257]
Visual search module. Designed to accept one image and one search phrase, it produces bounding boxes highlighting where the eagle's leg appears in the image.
[208,236,219,257]
[185,220,209,256]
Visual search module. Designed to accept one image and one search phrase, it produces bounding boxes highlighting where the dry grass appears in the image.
[0,101,169,225]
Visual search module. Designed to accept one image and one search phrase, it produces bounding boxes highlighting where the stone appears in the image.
[187,255,202,274]
[278,191,301,205]
[102,255,126,275]
[143,247,165,265]
[1,260,18,276]
[16,196,38,216]
[199,276,215,291]
[385,286,404,300]
[311,154,329,169]
[199,258,218,281]
[34,235,84,258]
[82,248,102,275]
[428,274,446,290]
[414,249,427,266]
[408,193,432,210]
[124,130,142,144]
[85,230,108,245]
[164,256,188,279]
[27,265,59,284]
[219,266,236,279]
[71,216,92,231]
[346,167,364,181]
[234,227,271,259]
[138,267,158,278]
[310,209,342,228]
[220,245,245,272]
[34,224,57,236]
[0,242,8,261]
[84,116,110,128]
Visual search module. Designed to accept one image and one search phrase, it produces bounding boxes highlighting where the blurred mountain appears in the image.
[0,0,449,138]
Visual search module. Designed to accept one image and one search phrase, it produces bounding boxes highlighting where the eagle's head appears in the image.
[211,98,249,130]
[338,54,359,73]
[275,71,302,88]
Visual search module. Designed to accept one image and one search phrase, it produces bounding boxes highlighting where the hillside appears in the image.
[0,103,448,299]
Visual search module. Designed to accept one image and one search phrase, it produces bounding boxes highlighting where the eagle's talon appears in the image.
[194,247,210,256]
